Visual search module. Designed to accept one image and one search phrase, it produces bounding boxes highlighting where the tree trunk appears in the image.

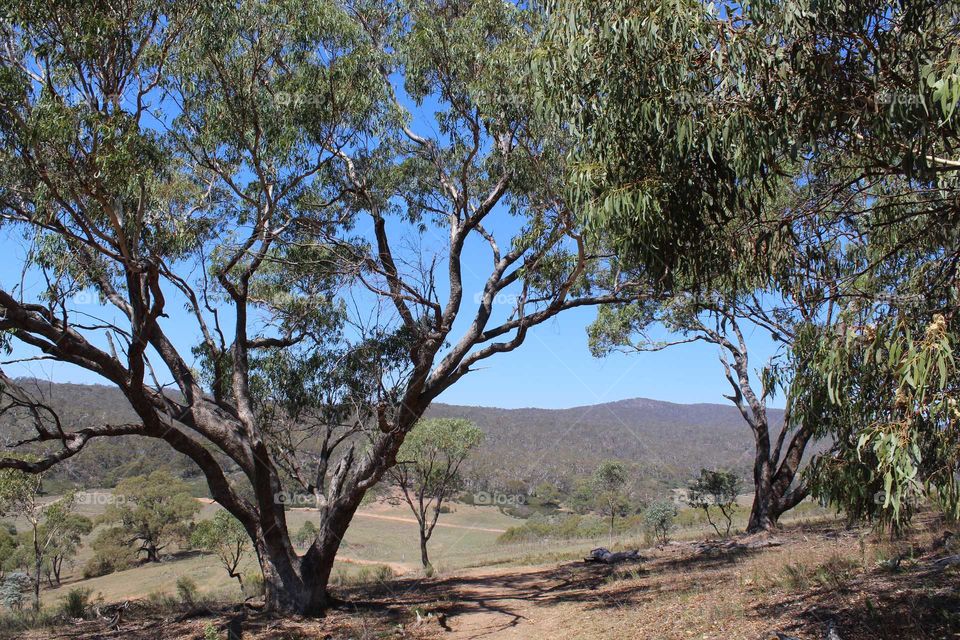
[33,557,41,611]
[145,541,160,563]
[419,531,431,570]
[256,497,359,615]
[747,459,778,532]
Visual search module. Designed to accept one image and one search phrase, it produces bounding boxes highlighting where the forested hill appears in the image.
[1,381,781,494]
[427,398,780,495]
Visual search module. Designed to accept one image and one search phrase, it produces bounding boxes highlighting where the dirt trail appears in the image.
[404,563,599,639]
[352,511,507,533]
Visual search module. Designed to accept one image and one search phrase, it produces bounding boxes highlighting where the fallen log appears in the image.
[931,554,960,570]
[584,547,643,564]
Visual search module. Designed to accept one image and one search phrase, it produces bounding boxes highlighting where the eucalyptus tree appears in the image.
[0,0,639,614]
[0,465,84,610]
[540,0,960,528]
[191,511,250,590]
[101,471,200,562]
[590,289,834,531]
[389,417,483,570]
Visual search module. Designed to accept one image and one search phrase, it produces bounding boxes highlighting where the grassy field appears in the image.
[16,489,838,610]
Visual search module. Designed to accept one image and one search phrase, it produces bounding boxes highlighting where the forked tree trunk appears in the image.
[419,530,431,570]
[255,493,361,615]
[745,446,809,533]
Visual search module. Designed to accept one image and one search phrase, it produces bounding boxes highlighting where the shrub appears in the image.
[497,514,607,543]
[330,564,396,587]
[60,587,92,619]
[293,521,319,548]
[176,576,199,606]
[203,622,220,640]
[0,572,31,610]
[84,527,138,577]
[644,500,677,544]
[82,556,116,579]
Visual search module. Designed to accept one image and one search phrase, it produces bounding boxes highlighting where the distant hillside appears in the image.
[427,398,780,496]
[0,381,781,495]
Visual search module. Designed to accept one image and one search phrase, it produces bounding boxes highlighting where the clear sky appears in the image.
[0,223,784,411]
[0,63,787,412]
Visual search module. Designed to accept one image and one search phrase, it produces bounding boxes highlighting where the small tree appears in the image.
[40,512,93,587]
[101,471,201,562]
[191,511,249,590]
[294,521,320,549]
[0,466,87,609]
[644,500,677,545]
[687,469,740,538]
[593,461,629,536]
[389,418,483,570]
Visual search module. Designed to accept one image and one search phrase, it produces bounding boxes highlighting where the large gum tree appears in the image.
[0,0,639,614]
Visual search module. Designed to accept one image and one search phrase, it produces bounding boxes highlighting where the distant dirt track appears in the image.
[351,511,507,533]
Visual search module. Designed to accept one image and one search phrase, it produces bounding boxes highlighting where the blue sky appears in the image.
[0,223,784,410]
[0,48,786,412]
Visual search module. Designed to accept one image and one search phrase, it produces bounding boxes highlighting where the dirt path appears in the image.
[352,511,507,533]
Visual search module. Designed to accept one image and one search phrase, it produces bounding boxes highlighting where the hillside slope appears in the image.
[0,381,781,492]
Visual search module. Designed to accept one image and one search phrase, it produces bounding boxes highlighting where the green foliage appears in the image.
[176,576,199,606]
[101,471,201,561]
[0,572,30,610]
[83,527,139,577]
[807,314,960,530]
[644,500,677,545]
[329,563,396,587]
[542,0,960,534]
[687,469,740,538]
[497,514,608,544]
[294,520,320,549]
[190,511,249,585]
[0,525,18,577]
[59,587,92,619]
[396,419,485,490]
[593,460,630,535]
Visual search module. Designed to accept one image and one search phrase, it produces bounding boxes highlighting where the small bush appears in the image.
[145,590,179,611]
[0,572,31,610]
[203,622,220,640]
[498,514,607,543]
[82,556,116,579]
[330,564,396,587]
[176,576,199,606]
[779,563,810,591]
[812,555,858,590]
[60,587,92,619]
[643,500,677,544]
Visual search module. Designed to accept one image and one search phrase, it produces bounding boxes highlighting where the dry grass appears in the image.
[5,504,957,640]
